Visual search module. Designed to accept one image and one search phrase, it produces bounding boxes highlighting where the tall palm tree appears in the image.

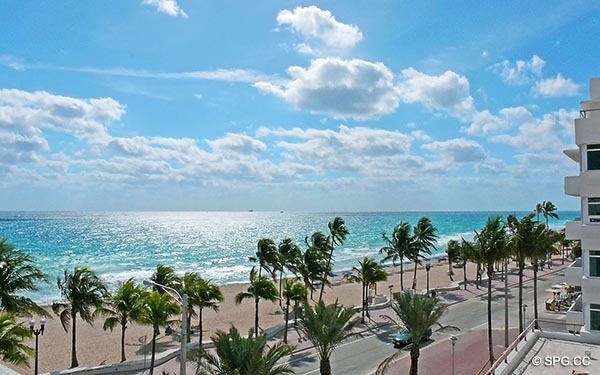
[535,202,544,223]
[319,217,349,302]
[507,213,536,333]
[348,257,387,323]
[150,264,181,292]
[297,300,358,375]
[0,312,33,366]
[0,239,47,315]
[377,291,447,375]
[250,238,279,279]
[282,279,306,344]
[411,217,438,290]
[530,224,556,328]
[380,222,413,291]
[179,272,201,343]
[138,291,181,375]
[541,201,559,228]
[304,232,331,301]
[277,238,302,308]
[190,277,223,349]
[446,240,461,282]
[470,217,507,365]
[458,239,471,290]
[52,267,107,368]
[235,268,278,337]
[196,326,293,375]
[97,279,147,362]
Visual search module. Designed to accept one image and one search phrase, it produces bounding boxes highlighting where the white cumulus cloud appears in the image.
[141,0,188,18]
[276,6,363,55]
[491,55,545,85]
[254,58,400,120]
[533,74,580,97]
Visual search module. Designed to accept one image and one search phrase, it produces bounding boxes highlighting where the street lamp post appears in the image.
[29,317,46,375]
[523,303,528,330]
[450,335,458,375]
[425,259,432,294]
[143,280,188,375]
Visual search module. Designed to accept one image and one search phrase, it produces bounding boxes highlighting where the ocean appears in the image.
[0,211,579,303]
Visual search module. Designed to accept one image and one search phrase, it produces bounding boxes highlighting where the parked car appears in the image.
[391,328,432,348]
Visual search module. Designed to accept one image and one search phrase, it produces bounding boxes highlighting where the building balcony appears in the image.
[566,295,583,333]
[565,257,582,287]
[563,148,580,163]
[565,219,581,240]
[565,175,580,196]
[581,276,600,304]
[575,117,600,146]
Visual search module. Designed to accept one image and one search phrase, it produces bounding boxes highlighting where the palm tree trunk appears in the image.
[120,323,126,362]
[320,358,332,375]
[294,300,299,325]
[518,263,524,333]
[284,299,290,344]
[254,297,260,337]
[70,311,78,368]
[400,257,404,291]
[279,270,284,309]
[463,261,468,290]
[533,261,539,329]
[198,308,204,349]
[487,268,495,365]
[449,258,454,281]
[411,261,418,290]
[149,327,157,375]
[319,244,334,302]
[409,345,420,375]
[476,262,481,289]
[504,258,509,348]
[187,311,192,343]
[361,282,366,323]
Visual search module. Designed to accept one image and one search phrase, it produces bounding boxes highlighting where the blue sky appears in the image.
[0,0,598,211]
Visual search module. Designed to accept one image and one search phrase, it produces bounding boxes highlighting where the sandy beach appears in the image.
[4,259,484,373]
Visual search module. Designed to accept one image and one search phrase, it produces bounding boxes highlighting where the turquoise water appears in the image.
[0,211,579,303]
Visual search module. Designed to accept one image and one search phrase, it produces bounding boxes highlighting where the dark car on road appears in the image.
[391,328,432,348]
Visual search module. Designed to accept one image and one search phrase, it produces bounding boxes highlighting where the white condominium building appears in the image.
[565,77,600,337]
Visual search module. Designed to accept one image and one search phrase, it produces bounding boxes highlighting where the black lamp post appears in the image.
[29,317,46,375]
[425,259,432,294]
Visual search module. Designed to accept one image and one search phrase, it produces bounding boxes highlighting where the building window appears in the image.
[588,145,600,170]
[590,251,600,277]
[588,198,600,223]
[591,304,600,331]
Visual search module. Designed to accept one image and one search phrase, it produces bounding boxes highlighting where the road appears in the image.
[287,270,566,375]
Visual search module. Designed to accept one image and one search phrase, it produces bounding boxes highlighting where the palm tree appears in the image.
[179,272,201,343]
[377,291,446,375]
[319,217,349,302]
[250,238,279,279]
[541,201,559,228]
[52,267,107,368]
[470,217,507,365]
[97,279,147,362]
[530,224,556,328]
[458,239,471,290]
[150,264,181,292]
[190,277,223,349]
[380,222,413,291]
[235,268,278,337]
[297,300,358,375]
[0,312,33,366]
[536,202,546,222]
[411,217,438,290]
[348,257,387,323]
[446,240,461,282]
[282,279,306,344]
[277,238,302,308]
[0,239,47,315]
[304,232,331,301]
[196,326,293,375]
[138,291,181,375]
[507,213,536,333]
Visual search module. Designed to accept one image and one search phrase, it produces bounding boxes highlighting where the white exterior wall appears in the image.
[564,77,600,333]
